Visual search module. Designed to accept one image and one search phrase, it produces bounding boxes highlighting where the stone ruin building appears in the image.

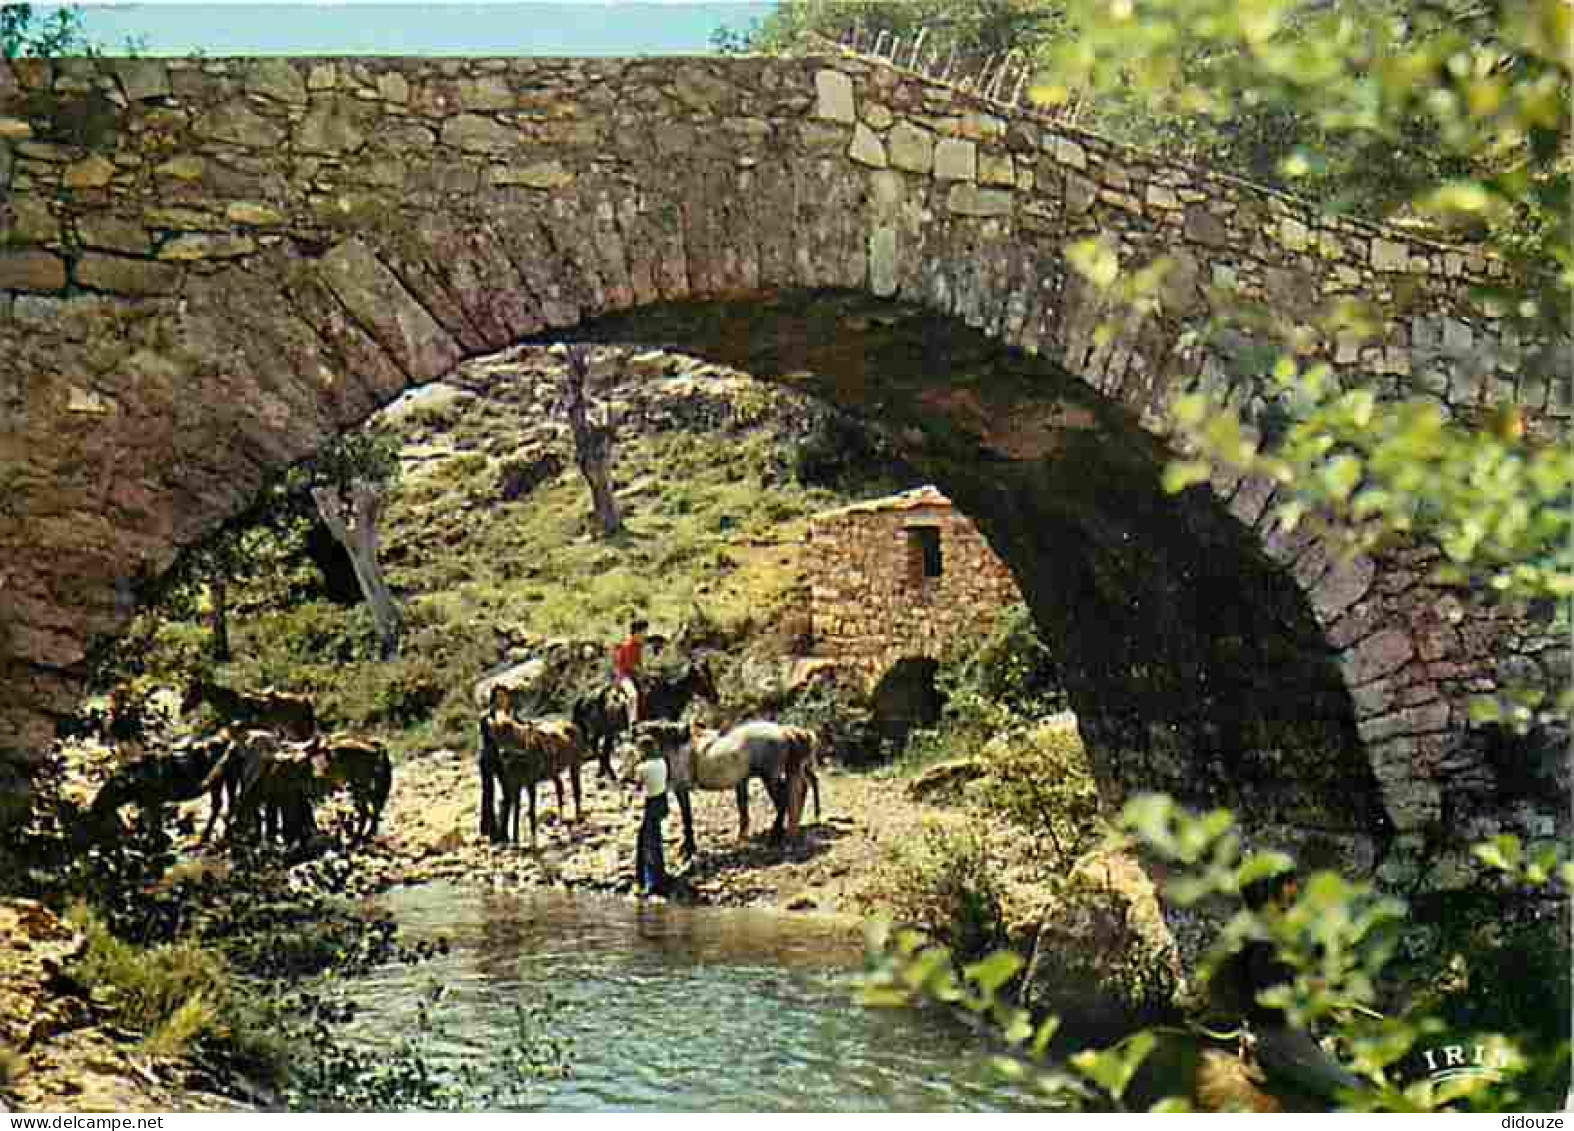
[804,486,1025,739]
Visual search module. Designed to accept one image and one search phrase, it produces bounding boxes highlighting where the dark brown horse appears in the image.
[82,730,236,844]
[572,658,719,780]
[181,675,318,741]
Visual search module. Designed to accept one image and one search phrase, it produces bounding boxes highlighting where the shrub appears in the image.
[66,902,233,1058]
[777,678,881,765]
[969,721,1105,875]
[884,821,1012,965]
[900,603,1069,770]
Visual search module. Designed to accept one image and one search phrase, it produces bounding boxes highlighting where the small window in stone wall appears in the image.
[906,525,942,582]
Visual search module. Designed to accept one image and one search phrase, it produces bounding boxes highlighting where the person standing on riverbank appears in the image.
[633,735,669,897]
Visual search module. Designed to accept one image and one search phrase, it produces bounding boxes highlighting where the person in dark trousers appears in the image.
[613,616,648,723]
[631,735,669,897]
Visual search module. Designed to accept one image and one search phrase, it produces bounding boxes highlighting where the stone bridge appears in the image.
[1,50,1568,881]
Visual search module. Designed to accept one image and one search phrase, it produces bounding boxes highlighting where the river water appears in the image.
[326,880,1048,1112]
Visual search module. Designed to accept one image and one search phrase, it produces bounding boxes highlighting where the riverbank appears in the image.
[0,739,1066,1113]
[366,742,1050,924]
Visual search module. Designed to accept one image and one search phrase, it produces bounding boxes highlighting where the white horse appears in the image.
[630,719,820,857]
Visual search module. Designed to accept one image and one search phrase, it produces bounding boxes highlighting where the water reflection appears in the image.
[334,882,1044,1112]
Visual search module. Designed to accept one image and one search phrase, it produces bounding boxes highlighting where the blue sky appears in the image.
[52,1,778,56]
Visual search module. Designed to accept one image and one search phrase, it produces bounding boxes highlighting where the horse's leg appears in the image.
[527,781,539,850]
[765,775,789,843]
[199,777,224,846]
[569,763,583,825]
[735,779,750,840]
[676,787,696,858]
[598,726,614,780]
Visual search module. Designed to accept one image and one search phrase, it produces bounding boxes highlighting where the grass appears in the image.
[137,356,891,762]
[66,901,234,1059]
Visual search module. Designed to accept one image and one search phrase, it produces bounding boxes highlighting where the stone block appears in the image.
[1371,237,1409,272]
[934,137,976,181]
[946,183,1011,217]
[1342,628,1415,686]
[848,122,886,168]
[814,69,855,123]
[77,215,152,255]
[1183,206,1228,248]
[1052,136,1085,170]
[0,250,66,291]
[74,253,178,295]
[63,155,115,189]
[246,58,308,103]
[869,226,898,297]
[112,59,171,102]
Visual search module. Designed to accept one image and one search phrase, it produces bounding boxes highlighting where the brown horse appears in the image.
[304,732,394,842]
[81,730,235,844]
[482,714,588,849]
[181,675,318,741]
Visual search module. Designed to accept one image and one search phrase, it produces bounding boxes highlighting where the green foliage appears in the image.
[967,722,1103,873]
[1048,0,1572,732]
[2,2,89,58]
[903,603,1066,770]
[713,0,1067,72]
[862,799,1572,1111]
[883,822,1013,964]
[777,677,880,765]
[66,901,234,1057]
[283,980,572,1112]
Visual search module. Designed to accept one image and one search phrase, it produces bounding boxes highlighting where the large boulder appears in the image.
[1020,853,1184,1045]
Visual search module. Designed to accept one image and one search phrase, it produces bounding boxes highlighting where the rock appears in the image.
[906,757,985,802]
[1020,855,1183,1044]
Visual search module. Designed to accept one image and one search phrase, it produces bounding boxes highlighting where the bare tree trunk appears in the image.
[313,481,404,658]
[561,345,622,537]
[210,576,231,662]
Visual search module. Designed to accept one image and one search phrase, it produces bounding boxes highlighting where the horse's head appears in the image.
[688,658,720,705]
[178,676,207,715]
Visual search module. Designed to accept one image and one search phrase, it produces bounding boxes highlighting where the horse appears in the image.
[482,714,588,849]
[180,675,318,741]
[632,718,820,858]
[304,732,394,842]
[81,730,236,845]
[203,729,322,848]
[478,683,530,842]
[573,657,719,780]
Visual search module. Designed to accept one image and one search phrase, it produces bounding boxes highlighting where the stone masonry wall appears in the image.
[806,487,1024,690]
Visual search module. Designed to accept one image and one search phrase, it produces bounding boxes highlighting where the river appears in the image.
[317,880,1049,1112]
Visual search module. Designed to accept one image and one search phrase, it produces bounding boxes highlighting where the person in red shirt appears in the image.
[612,616,648,723]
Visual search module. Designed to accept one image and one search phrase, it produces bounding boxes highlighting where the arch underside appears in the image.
[0,283,1389,856]
[570,293,1388,853]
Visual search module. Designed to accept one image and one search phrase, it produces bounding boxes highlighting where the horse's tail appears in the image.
[478,715,497,841]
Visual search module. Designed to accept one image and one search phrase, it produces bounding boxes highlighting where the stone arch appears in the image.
[1,53,1566,872]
